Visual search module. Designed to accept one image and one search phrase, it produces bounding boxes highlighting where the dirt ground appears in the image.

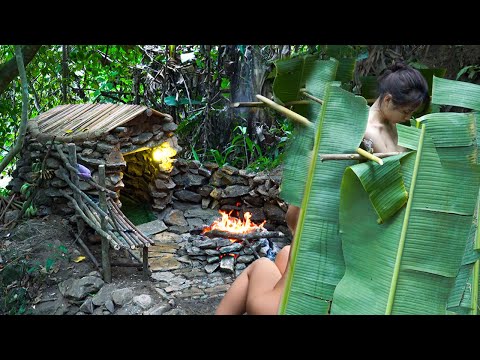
[0,215,224,315]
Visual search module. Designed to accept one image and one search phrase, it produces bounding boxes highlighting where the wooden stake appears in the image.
[255,95,312,127]
[143,247,150,280]
[99,164,111,283]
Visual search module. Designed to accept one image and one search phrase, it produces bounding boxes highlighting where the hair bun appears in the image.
[389,61,407,72]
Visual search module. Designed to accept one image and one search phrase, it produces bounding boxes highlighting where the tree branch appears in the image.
[0,46,30,174]
[0,45,41,95]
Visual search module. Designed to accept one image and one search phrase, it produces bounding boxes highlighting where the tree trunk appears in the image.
[0,45,41,95]
[62,45,69,103]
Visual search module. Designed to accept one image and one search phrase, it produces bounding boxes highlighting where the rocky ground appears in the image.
[0,208,290,316]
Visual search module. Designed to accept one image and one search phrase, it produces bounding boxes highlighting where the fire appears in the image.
[203,210,266,235]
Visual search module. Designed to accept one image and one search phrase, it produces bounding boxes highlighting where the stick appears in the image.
[68,144,86,235]
[60,190,121,250]
[255,95,312,128]
[203,229,285,241]
[320,151,403,162]
[85,178,118,199]
[0,194,16,222]
[107,201,148,247]
[108,199,154,245]
[300,89,323,105]
[72,229,101,271]
[54,144,118,199]
[57,170,109,219]
[356,147,384,165]
[110,261,143,268]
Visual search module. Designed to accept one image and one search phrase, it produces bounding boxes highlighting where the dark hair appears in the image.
[377,62,430,112]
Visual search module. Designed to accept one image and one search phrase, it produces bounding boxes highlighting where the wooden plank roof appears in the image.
[28,103,170,142]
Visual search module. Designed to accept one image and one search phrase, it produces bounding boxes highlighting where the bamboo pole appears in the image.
[99,165,111,283]
[321,151,401,162]
[231,100,309,108]
[255,95,312,128]
[356,148,384,165]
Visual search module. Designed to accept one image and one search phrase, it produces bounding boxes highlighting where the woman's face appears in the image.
[382,95,420,124]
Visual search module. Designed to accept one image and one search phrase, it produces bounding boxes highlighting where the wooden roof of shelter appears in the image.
[27,103,172,143]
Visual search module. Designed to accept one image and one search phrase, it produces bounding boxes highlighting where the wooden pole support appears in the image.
[99,164,112,283]
[143,247,149,280]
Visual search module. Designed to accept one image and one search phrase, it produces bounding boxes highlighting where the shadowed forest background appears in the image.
[1,45,479,184]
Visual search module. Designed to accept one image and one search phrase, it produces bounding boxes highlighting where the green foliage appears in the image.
[0,254,33,315]
[457,65,480,81]
[0,187,10,197]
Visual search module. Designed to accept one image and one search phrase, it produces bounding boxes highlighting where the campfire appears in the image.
[202,210,266,241]
[185,209,286,275]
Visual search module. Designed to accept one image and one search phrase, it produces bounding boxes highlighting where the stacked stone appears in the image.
[167,162,289,235]
[183,234,274,275]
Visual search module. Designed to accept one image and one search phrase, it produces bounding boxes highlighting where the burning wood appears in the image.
[202,210,266,235]
[201,210,285,260]
[203,229,285,241]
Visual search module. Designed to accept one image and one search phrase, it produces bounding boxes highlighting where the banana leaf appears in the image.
[446,195,480,314]
[432,76,480,111]
[331,124,480,314]
[418,68,447,96]
[442,111,480,314]
[279,83,369,314]
[418,112,478,164]
[427,78,480,314]
[359,75,378,100]
[321,45,358,88]
[274,56,339,206]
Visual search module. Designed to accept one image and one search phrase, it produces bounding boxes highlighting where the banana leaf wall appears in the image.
[330,77,480,314]
[278,61,480,314]
[279,83,369,314]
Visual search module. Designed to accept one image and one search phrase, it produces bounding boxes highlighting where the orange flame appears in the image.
[203,210,266,235]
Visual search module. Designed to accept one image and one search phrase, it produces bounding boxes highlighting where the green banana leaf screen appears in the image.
[280,84,369,314]
[275,55,339,207]
[278,63,480,313]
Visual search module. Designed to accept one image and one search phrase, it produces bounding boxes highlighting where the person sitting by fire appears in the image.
[214,62,430,315]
